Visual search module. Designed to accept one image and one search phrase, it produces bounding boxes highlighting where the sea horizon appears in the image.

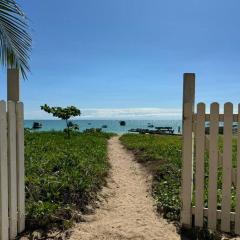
[24,119,182,134]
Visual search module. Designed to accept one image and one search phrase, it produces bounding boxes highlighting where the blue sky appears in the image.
[1,0,240,119]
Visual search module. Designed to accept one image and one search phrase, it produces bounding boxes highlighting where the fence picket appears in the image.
[0,101,9,240]
[235,104,240,234]
[208,102,219,230]
[221,102,233,232]
[8,101,18,239]
[195,103,205,227]
[16,102,25,233]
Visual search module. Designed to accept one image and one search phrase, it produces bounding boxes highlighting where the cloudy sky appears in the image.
[1,0,240,119]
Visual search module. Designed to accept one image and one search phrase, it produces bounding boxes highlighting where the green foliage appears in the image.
[40,104,81,138]
[0,0,31,79]
[40,104,81,120]
[25,131,111,230]
[83,128,102,133]
[120,134,239,238]
[63,121,80,135]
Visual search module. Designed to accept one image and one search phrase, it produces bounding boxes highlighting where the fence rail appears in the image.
[181,74,240,234]
[0,100,25,240]
[193,113,239,122]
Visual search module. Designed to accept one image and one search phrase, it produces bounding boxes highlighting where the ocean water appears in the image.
[24,120,182,134]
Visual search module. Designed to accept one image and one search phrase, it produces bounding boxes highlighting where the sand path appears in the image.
[70,136,180,240]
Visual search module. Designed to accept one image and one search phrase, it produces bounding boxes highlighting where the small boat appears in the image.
[102,125,107,128]
[148,124,154,128]
[32,122,42,129]
[119,121,126,126]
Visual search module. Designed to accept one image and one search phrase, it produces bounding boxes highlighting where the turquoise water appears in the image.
[24,120,182,134]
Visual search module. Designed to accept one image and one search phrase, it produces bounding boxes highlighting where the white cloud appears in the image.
[81,108,181,119]
[25,104,240,120]
[25,108,182,120]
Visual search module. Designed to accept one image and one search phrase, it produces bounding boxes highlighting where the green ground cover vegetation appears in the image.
[120,134,238,238]
[25,131,113,230]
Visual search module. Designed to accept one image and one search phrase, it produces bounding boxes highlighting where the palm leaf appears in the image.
[0,0,31,79]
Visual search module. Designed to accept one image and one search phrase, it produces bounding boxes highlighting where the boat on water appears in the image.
[119,121,126,126]
[128,126,176,135]
[32,122,42,129]
[102,125,108,128]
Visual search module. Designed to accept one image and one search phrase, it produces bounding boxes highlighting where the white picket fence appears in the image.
[181,73,240,234]
[0,100,25,240]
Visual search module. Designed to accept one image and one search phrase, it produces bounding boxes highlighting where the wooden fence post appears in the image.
[181,73,195,228]
[7,69,19,102]
[16,102,25,232]
[0,101,9,240]
[7,68,25,233]
[235,104,240,234]
[8,101,18,239]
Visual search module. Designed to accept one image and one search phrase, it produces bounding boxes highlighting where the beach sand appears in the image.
[70,136,180,240]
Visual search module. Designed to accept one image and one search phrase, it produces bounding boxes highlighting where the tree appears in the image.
[41,104,81,138]
[0,0,31,78]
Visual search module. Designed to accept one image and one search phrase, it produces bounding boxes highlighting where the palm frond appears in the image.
[0,0,31,79]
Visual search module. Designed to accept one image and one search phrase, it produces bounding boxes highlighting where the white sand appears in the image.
[70,136,180,240]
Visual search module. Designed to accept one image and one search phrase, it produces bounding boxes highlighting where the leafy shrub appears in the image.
[25,131,111,230]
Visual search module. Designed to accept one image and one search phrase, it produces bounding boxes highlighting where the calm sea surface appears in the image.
[24,120,182,134]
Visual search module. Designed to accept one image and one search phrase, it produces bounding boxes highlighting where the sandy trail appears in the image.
[70,136,180,240]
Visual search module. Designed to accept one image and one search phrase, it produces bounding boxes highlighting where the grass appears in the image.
[25,131,113,231]
[120,133,239,238]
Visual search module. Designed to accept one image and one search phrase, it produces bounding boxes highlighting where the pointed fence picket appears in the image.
[0,101,9,240]
[194,103,205,227]
[221,103,233,232]
[0,100,25,240]
[8,101,18,239]
[235,104,240,234]
[181,74,240,235]
[208,102,219,230]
